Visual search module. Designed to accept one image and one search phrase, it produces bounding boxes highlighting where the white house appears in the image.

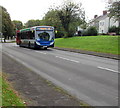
[89,11,119,34]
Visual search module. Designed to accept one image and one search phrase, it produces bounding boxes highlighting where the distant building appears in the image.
[89,10,119,34]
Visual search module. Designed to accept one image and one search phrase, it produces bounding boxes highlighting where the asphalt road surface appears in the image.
[1,43,119,106]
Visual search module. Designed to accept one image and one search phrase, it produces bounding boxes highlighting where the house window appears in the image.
[100,22,104,26]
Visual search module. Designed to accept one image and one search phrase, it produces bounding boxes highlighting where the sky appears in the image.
[1,0,108,23]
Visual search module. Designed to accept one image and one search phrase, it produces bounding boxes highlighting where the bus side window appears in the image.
[27,32,30,39]
[21,33,23,39]
[30,31,35,39]
[22,32,25,39]
[23,32,25,39]
[25,32,28,39]
[24,32,27,39]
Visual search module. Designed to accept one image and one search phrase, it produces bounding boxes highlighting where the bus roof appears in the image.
[20,26,54,32]
[20,28,31,32]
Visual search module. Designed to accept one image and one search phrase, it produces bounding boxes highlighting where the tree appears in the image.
[25,19,42,28]
[43,9,64,38]
[12,20,23,30]
[108,1,120,27]
[57,1,86,37]
[1,6,14,41]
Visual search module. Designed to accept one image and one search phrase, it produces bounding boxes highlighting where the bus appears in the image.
[16,26,55,49]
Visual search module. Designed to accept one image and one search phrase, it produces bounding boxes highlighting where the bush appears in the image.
[108,26,120,35]
[109,26,117,32]
[55,32,64,38]
[82,30,88,36]
[82,26,98,36]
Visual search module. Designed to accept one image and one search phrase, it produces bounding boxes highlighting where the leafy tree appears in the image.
[25,19,42,28]
[108,1,120,27]
[12,20,23,30]
[43,9,64,38]
[57,1,86,37]
[1,6,14,41]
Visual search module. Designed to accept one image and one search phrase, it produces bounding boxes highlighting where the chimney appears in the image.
[94,15,98,19]
[103,11,107,15]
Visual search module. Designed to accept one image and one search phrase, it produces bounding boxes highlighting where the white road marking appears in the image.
[97,66,119,73]
[56,56,79,63]
[35,51,46,55]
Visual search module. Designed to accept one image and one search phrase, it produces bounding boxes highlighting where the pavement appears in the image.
[3,39,16,43]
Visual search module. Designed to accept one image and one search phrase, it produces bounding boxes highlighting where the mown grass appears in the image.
[55,35,119,55]
[0,73,26,107]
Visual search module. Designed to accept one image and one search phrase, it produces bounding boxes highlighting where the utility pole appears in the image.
[0,32,2,42]
[0,6,2,42]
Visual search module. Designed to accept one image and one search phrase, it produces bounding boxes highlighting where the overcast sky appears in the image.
[1,0,108,23]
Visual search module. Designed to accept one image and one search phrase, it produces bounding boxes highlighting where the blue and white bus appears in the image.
[16,26,55,49]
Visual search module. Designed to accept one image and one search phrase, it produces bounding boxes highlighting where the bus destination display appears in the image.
[36,27,53,31]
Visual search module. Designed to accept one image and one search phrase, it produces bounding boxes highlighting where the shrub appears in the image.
[108,26,120,35]
[82,26,98,36]
[109,26,117,32]
[82,30,88,36]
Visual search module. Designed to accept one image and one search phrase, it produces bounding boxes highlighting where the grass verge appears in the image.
[0,72,26,107]
[55,35,119,55]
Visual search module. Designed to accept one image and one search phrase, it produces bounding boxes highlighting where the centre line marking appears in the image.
[97,66,119,73]
[56,56,79,63]
[35,51,46,54]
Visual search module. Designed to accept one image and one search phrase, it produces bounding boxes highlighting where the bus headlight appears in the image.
[50,41,54,45]
[36,41,41,45]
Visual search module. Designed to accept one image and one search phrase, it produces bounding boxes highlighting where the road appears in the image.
[1,43,119,106]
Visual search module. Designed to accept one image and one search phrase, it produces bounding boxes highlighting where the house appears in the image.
[89,11,119,34]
